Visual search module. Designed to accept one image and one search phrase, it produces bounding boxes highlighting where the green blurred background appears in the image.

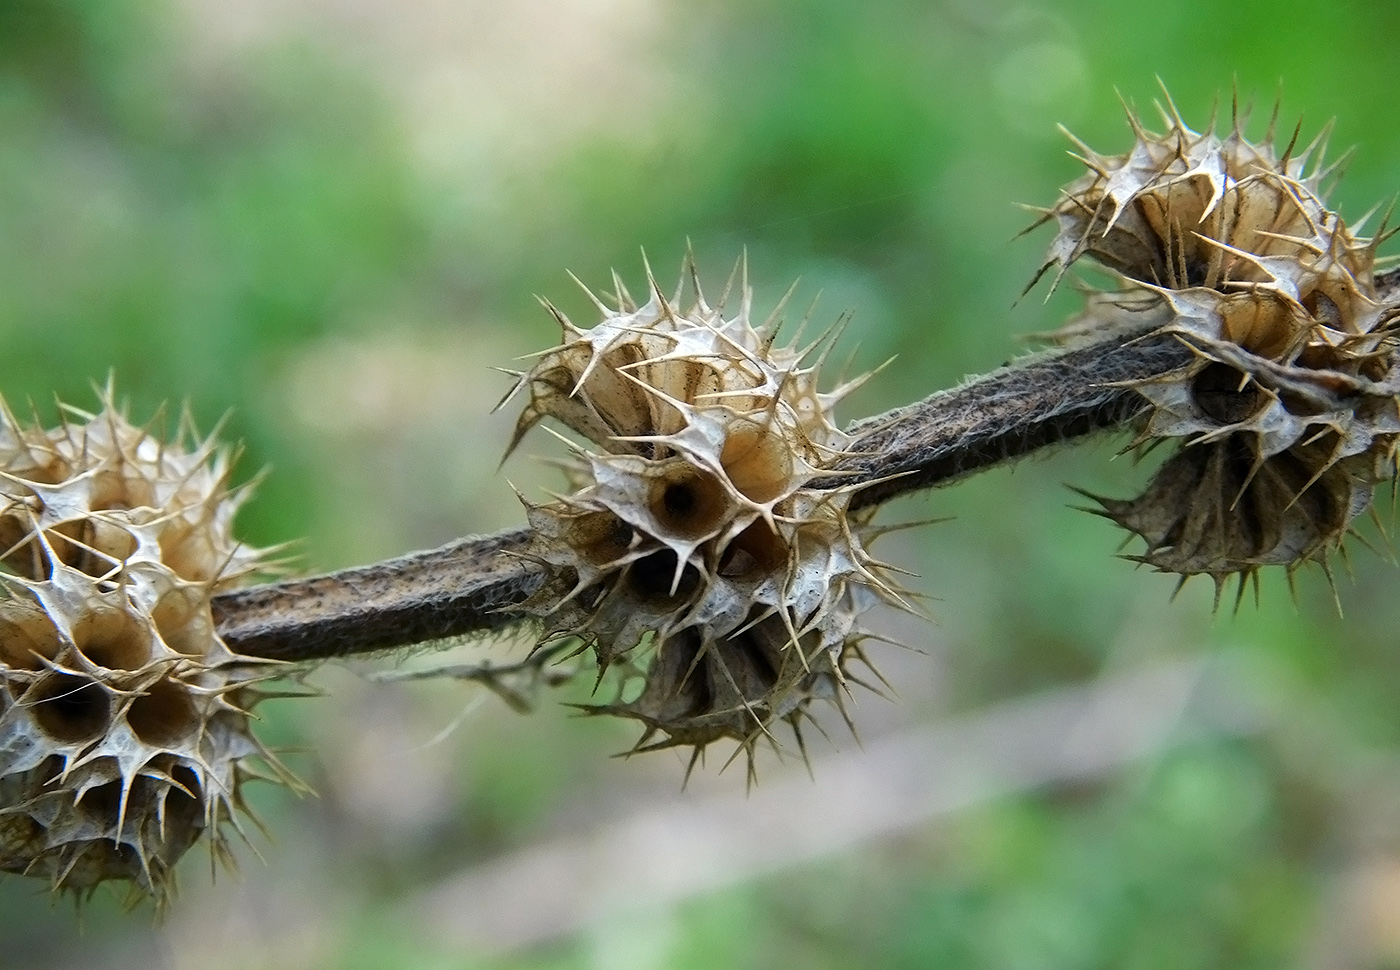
[4,0,1400,966]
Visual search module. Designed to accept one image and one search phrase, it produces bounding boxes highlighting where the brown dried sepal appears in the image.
[581,612,854,776]
[1087,433,1389,600]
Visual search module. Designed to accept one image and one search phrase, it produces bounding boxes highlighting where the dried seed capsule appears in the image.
[502,258,910,767]
[0,388,299,902]
[1028,89,1400,595]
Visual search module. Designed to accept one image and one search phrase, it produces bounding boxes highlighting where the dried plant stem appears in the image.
[214,325,1201,662]
[212,526,541,662]
[826,328,1193,508]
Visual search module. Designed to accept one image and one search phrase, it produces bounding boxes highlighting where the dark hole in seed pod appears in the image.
[169,764,201,802]
[717,522,789,580]
[32,755,63,786]
[70,838,141,889]
[50,518,138,578]
[1148,440,1259,559]
[647,465,730,541]
[153,762,210,857]
[1302,288,1345,330]
[726,624,782,695]
[76,780,123,824]
[649,630,714,721]
[1293,344,1348,374]
[1131,202,1212,288]
[127,681,198,747]
[30,673,111,745]
[627,550,701,606]
[570,575,607,612]
[72,610,152,670]
[1279,443,1344,529]
[1182,257,1211,289]
[0,511,50,581]
[567,511,634,568]
[1277,390,1329,417]
[75,777,164,847]
[664,483,695,518]
[1191,363,1263,425]
[1220,440,1270,558]
[0,609,61,670]
[166,764,203,817]
[8,750,65,789]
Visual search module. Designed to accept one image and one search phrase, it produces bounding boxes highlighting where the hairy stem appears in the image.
[214,325,1194,662]
[213,527,541,661]
[826,329,1191,508]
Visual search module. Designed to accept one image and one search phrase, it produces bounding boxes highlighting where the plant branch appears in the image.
[212,526,541,662]
[824,327,1192,508]
[213,324,1199,662]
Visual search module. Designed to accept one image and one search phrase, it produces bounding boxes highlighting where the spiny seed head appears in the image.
[0,386,300,904]
[1031,90,1358,295]
[501,257,910,769]
[1029,88,1400,596]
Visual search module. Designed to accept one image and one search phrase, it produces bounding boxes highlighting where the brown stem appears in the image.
[827,330,1190,508]
[212,528,541,661]
[213,326,1194,662]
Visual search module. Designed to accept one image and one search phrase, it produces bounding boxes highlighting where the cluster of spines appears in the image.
[1027,87,1400,602]
[0,387,299,903]
[500,257,912,775]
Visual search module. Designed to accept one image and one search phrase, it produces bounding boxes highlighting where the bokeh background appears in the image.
[3,0,1400,967]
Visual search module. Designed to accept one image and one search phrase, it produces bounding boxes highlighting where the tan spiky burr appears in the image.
[0,387,299,902]
[1027,88,1400,599]
[500,257,911,770]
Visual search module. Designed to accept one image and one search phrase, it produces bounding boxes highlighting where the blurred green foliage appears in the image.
[3,0,1400,967]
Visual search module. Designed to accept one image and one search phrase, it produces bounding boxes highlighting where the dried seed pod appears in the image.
[0,388,298,902]
[1028,89,1400,593]
[502,259,909,766]
[1030,92,1354,295]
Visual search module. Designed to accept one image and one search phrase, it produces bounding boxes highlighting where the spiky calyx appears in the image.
[501,259,909,768]
[0,389,298,902]
[1028,90,1400,595]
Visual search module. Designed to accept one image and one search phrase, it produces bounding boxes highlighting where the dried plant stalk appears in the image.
[211,527,542,662]
[822,328,1195,507]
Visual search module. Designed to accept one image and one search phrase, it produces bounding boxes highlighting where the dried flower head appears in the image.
[1028,89,1400,598]
[0,387,299,902]
[501,258,910,770]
